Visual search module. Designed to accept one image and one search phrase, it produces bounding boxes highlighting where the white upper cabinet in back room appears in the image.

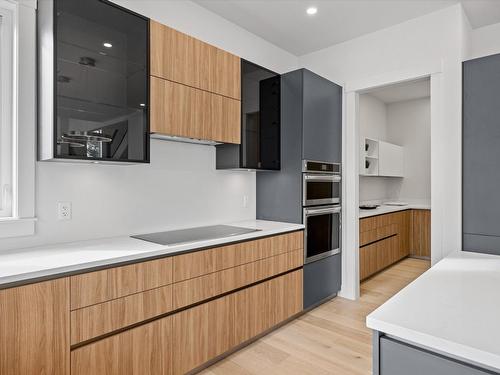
[361,138,404,177]
[378,140,404,177]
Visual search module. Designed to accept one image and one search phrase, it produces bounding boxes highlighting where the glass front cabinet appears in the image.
[38,0,150,163]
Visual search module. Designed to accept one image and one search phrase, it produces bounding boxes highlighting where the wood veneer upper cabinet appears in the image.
[150,76,241,143]
[71,316,172,375]
[150,20,241,100]
[0,279,70,375]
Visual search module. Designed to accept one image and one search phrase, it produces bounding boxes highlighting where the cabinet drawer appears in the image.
[70,257,173,310]
[70,285,173,345]
[173,231,303,282]
[173,248,303,309]
[379,337,491,375]
[172,269,302,374]
[150,20,240,100]
[150,76,241,144]
[71,316,172,375]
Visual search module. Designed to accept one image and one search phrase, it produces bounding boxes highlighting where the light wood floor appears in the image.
[201,257,430,375]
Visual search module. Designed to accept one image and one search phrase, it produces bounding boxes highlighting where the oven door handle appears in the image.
[304,174,341,182]
[304,206,341,216]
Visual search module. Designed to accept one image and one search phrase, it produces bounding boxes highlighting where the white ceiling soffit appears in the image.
[460,0,500,29]
[363,78,430,104]
[193,0,457,56]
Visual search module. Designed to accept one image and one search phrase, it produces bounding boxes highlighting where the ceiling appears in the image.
[363,78,430,104]
[194,0,500,56]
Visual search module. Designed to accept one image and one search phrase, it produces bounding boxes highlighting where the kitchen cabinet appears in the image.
[150,77,240,143]
[150,21,240,100]
[410,209,431,258]
[38,0,150,163]
[149,20,241,144]
[463,54,500,255]
[302,69,343,163]
[0,279,70,375]
[376,335,493,375]
[216,59,281,170]
[361,138,404,177]
[359,211,411,280]
[71,316,172,375]
[0,230,303,375]
[172,271,303,374]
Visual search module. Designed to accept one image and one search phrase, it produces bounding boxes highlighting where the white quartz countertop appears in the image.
[359,199,431,218]
[0,220,304,289]
[366,250,500,372]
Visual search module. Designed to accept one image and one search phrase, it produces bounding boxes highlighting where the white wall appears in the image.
[468,22,500,60]
[358,94,401,202]
[0,0,298,252]
[358,95,431,203]
[387,98,431,200]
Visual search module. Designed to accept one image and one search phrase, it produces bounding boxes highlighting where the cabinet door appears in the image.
[463,54,500,254]
[302,69,342,163]
[150,21,240,100]
[0,279,70,375]
[410,209,431,258]
[71,317,172,375]
[151,77,240,143]
[378,141,404,177]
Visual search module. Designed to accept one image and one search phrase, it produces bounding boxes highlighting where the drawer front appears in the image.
[70,257,173,310]
[71,316,172,375]
[172,269,303,375]
[150,76,241,144]
[71,285,173,345]
[150,20,240,100]
[173,231,303,282]
[379,337,492,375]
[173,248,303,309]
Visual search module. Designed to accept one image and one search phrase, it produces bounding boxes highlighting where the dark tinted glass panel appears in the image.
[306,213,340,258]
[241,60,280,169]
[55,0,148,162]
[306,181,335,201]
[305,161,336,173]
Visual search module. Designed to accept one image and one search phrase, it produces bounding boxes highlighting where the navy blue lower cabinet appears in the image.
[373,331,499,375]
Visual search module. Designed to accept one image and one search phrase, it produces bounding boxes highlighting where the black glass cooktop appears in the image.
[132,225,261,246]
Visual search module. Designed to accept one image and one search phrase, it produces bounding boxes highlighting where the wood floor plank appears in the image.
[200,258,430,375]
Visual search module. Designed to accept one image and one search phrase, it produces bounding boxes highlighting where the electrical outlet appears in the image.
[57,202,72,220]
[243,195,249,208]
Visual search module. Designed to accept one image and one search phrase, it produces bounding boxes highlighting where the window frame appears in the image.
[0,1,15,218]
[0,0,36,239]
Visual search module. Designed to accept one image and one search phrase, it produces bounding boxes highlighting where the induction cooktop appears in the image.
[132,225,261,246]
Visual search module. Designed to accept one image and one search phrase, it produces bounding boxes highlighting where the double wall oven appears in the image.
[302,160,341,264]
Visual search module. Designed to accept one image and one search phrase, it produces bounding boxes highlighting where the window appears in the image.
[0,0,36,239]
[0,1,14,218]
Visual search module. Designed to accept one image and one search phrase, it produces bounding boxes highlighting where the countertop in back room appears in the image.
[359,198,430,218]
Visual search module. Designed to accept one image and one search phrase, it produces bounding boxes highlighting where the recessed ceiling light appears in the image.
[103,42,113,48]
[139,103,146,107]
[306,7,317,15]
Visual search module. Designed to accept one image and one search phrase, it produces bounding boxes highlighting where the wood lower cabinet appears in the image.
[359,210,413,281]
[0,279,70,375]
[410,209,431,258]
[151,76,241,144]
[71,316,172,375]
[1,231,304,375]
[173,270,303,374]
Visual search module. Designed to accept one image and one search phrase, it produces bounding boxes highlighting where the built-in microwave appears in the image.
[303,205,341,264]
[302,160,341,206]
